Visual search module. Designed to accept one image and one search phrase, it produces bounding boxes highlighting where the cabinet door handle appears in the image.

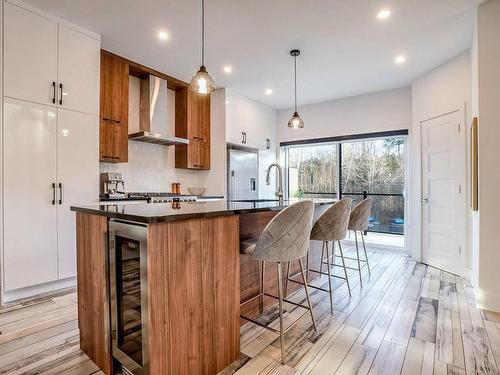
[58,183,63,205]
[52,82,56,104]
[193,136,204,141]
[102,155,120,160]
[51,183,56,205]
[193,164,204,168]
[59,83,63,105]
[241,132,245,144]
[103,118,121,124]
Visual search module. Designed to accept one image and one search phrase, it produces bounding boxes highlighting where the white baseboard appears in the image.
[2,277,76,304]
[475,288,500,313]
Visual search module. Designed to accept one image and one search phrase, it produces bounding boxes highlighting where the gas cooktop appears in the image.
[127,192,198,203]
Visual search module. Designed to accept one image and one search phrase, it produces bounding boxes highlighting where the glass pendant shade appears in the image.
[189,65,215,94]
[288,111,304,129]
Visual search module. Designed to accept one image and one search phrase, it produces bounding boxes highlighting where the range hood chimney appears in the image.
[128,75,189,146]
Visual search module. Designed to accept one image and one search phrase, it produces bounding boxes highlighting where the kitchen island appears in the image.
[71,199,335,375]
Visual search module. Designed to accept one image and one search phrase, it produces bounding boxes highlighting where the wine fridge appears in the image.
[109,220,149,374]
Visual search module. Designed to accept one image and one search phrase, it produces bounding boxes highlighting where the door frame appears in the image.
[418,108,467,276]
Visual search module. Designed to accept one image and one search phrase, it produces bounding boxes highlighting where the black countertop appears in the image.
[71,198,336,224]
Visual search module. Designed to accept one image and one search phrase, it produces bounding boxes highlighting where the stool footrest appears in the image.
[240,291,312,335]
[241,308,311,335]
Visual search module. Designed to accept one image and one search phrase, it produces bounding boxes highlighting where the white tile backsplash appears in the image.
[100,141,200,192]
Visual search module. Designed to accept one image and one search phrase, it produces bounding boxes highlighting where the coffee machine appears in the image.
[100,173,126,198]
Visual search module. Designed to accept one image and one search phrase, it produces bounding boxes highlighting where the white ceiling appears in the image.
[23,0,480,109]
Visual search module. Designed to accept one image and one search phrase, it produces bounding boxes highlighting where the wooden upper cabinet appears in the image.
[175,88,211,170]
[99,51,129,162]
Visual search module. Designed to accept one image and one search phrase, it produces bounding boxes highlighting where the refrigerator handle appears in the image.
[250,178,256,191]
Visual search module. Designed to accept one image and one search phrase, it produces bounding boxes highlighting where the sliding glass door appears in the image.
[282,131,407,235]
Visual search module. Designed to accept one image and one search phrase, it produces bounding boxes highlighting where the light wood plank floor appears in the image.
[1,251,499,375]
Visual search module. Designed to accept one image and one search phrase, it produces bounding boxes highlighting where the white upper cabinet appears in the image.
[225,91,247,145]
[57,109,99,279]
[3,98,58,291]
[58,25,100,115]
[225,90,277,151]
[3,2,100,115]
[4,2,58,105]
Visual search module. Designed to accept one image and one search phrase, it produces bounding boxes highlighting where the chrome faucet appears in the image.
[266,163,284,204]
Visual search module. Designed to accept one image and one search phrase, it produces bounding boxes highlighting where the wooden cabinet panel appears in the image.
[99,51,129,162]
[76,213,112,375]
[100,51,128,123]
[175,88,211,170]
[147,216,240,374]
[188,90,210,141]
[99,121,128,162]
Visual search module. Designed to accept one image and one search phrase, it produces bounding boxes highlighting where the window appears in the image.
[281,131,407,235]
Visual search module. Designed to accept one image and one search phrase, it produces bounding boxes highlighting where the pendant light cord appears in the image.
[294,55,298,113]
[201,0,205,67]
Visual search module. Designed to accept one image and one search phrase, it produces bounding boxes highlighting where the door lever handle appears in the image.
[58,183,63,205]
[52,183,56,205]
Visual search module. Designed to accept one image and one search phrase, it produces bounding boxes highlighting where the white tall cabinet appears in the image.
[2,0,100,298]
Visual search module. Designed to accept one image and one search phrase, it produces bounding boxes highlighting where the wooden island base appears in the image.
[76,206,328,374]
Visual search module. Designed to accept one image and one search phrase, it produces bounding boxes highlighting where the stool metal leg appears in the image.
[276,262,286,365]
[360,232,371,275]
[285,261,291,297]
[354,231,363,285]
[298,258,317,331]
[319,241,325,275]
[324,241,334,312]
[260,260,265,313]
[338,241,351,296]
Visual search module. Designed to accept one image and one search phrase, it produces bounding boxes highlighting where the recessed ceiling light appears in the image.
[395,55,406,64]
[377,9,391,19]
[266,89,273,95]
[223,65,232,73]
[158,31,169,40]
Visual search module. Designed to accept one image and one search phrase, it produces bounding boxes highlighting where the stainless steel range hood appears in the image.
[128,75,189,146]
[128,131,189,146]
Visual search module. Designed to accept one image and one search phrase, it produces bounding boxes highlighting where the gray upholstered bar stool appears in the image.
[285,199,352,313]
[346,197,372,285]
[239,201,317,365]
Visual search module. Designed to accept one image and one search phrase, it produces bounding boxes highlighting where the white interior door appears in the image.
[57,109,99,279]
[57,24,100,115]
[4,2,58,106]
[3,98,58,291]
[421,110,466,275]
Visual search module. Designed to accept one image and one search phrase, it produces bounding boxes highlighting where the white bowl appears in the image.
[187,187,206,196]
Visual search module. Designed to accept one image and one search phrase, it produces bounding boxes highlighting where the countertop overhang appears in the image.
[71,198,337,224]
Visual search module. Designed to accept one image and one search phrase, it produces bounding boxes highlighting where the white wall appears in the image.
[100,77,226,196]
[475,0,500,312]
[277,87,412,143]
[410,52,472,274]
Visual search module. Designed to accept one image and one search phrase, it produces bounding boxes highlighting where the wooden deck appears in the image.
[1,250,499,375]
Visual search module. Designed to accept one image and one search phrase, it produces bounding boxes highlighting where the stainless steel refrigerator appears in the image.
[227,146,258,200]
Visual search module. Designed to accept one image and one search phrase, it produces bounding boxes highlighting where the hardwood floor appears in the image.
[1,251,499,375]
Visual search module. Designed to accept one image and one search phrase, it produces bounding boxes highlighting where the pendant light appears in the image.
[288,49,304,129]
[189,0,215,94]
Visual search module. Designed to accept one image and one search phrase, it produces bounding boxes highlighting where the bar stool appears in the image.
[239,201,317,365]
[285,199,352,313]
[347,197,372,285]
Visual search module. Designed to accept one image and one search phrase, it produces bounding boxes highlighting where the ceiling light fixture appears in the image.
[288,49,304,129]
[266,88,273,95]
[377,9,391,19]
[158,31,169,40]
[223,65,232,73]
[395,55,406,64]
[189,0,215,94]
